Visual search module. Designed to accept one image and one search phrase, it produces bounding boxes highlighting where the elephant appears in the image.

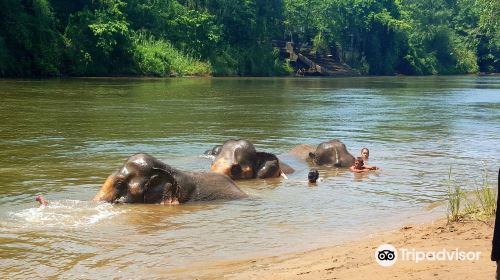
[210,139,293,180]
[307,140,355,167]
[93,153,247,204]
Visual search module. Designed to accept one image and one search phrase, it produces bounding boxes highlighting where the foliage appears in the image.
[446,166,497,223]
[132,32,211,76]
[399,0,479,75]
[0,0,497,77]
[466,165,497,219]
[211,44,291,76]
[125,0,222,58]
[63,0,133,75]
[474,0,500,72]
[447,167,464,222]
[0,0,61,77]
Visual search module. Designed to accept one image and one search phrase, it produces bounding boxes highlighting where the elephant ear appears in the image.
[255,152,281,178]
[308,152,316,161]
[309,152,320,164]
[151,167,180,203]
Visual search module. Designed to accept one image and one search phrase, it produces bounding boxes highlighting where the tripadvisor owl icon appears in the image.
[375,244,398,267]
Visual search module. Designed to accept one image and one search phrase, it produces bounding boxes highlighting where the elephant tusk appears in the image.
[280,172,288,180]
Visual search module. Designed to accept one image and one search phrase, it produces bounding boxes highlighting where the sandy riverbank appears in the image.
[166,218,496,279]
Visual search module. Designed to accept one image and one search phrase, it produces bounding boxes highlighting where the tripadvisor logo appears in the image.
[374,244,482,267]
[375,244,398,267]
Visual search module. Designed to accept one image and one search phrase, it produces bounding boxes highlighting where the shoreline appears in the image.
[166,217,496,279]
[1,73,497,81]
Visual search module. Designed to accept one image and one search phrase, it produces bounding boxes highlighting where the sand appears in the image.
[167,218,496,279]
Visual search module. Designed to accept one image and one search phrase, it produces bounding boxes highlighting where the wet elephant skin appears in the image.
[94,153,247,204]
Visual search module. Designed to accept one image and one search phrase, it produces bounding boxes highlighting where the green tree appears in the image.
[399,0,478,74]
[474,0,499,72]
[63,0,133,75]
[0,0,61,76]
[125,0,221,58]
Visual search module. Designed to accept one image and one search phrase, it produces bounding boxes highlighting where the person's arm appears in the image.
[35,195,48,206]
[349,166,365,173]
[363,164,379,170]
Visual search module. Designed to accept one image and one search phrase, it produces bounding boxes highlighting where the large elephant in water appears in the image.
[93,153,247,204]
[210,139,293,180]
[307,140,355,167]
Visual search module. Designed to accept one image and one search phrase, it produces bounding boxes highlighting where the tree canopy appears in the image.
[0,0,498,77]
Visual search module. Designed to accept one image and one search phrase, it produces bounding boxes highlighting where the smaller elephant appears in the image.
[93,153,247,204]
[308,140,355,167]
[210,139,292,180]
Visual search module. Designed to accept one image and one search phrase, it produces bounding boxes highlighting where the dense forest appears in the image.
[0,0,498,77]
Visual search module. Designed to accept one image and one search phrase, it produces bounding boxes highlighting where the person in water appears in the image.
[349,157,379,173]
[360,147,377,170]
[35,194,48,206]
[361,147,370,160]
[308,169,320,184]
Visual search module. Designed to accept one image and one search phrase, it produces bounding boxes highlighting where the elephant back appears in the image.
[310,140,355,167]
[188,172,248,201]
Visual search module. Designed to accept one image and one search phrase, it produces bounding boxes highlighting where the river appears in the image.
[0,76,499,278]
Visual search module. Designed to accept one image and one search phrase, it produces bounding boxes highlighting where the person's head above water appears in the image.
[308,169,320,183]
[361,148,369,160]
[353,157,365,169]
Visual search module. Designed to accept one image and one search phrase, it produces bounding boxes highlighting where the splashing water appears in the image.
[6,200,126,229]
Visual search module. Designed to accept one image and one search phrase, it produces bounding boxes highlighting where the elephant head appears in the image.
[94,153,247,204]
[254,152,282,179]
[308,140,355,167]
[210,139,286,179]
[93,153,180,204]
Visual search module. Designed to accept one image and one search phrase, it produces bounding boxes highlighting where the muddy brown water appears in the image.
[0,76,499,278]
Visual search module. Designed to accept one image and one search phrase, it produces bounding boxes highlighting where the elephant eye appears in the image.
[230,164,242,176]
[116,180,127,191]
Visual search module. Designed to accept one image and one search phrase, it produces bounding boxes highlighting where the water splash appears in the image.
[6,200,126,229]
[199,154,215,160]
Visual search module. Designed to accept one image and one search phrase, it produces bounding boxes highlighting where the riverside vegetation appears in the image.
[447,166,497,223]
[0,0,498,77]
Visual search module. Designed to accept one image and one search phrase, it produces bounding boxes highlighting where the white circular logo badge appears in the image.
[375,244,398,267]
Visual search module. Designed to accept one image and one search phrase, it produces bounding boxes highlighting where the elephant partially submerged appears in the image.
[210,139,293,180]
[94,153,247,204]
[287,140,355,168]
[307,140,355,167]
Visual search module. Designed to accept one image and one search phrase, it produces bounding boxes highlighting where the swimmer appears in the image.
[360,147,377,169]
[35,194,48,206]
[308,169,320,183]
[349,157,379,173]
[361,147,370,160]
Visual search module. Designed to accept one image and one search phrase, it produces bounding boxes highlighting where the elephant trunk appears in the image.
[211,158,253,179]
[93,175,119,202]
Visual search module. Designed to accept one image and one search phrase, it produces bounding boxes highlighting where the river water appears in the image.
[0,76,499,278]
